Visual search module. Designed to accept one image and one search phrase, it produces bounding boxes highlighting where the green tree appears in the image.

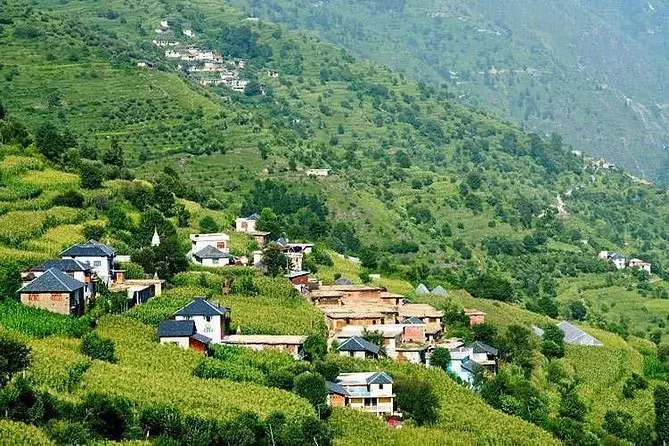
[559,386,588,421]
[303,333,327,361]
[293,372,329,418]
[569,301,587,321]
[80,161,104,189]
[256,207,283,238]
[472,323,497,344]
[199,216,220,233]
[83,223,106,241]
[394,375,439,426]
[394,149,411,168]
[81,332,117,363]
[83,393,132,441]
[244,80,263,96]
[262,244,288,277]
[465,273,516,302]
[0,335,31,386]
[429,347,451,372]
[541,324,565,359]
[34,123,65,162]
[102,138,124,167]
[654,384,669,443]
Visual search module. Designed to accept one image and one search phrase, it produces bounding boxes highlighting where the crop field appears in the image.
[0,420,54,446]
[0,300,91,338]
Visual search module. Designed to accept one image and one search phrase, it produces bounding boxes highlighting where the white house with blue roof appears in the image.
[173,297,230,343]
[326,372,396,416]
[60,240,116,286]
[337,336,381,359]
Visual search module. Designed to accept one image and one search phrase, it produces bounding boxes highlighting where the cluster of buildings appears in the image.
[149,19,271,93]
[158,296,307,358]
[598,251,652,274]
[19,240,163,316]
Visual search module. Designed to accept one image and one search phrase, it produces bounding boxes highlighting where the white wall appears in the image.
[62,255,112,285]
[160,337,190,349]
[176,314,222,342]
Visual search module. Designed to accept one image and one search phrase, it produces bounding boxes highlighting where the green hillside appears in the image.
[0,0,668,443]
[230,0,669,185]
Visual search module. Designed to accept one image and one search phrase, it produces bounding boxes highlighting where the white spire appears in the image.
[151,227,160,247]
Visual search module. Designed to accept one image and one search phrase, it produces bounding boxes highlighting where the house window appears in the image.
[212,258,219,265]
[93,261,101,267]
[216,242,226,249]
[205,316,212,322]
[28,294,40,302]
[379,384,384,390]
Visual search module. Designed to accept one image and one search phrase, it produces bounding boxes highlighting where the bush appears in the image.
[198,216,219,233]
[80,332,117,363]
[622,373,648,399]
[80,161,104,189]
[82,393,132,441]
[293,372,329,418]
[83,222,106,241]
[303,333,327,361]
[139,404,182,439]
[429,347,451,372]
[0,335,31,386]
[394,375,439,426]
[52,190,84,208]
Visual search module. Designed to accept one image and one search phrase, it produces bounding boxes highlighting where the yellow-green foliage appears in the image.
[24,224,84,255]
[0,420,54,446]
[0,155,45,176]
[0,245,49,266]
[21,170,79,191]
[78,316,315,422]
[0,207,81,245]
[126,286,209,325]
[332,356,560,444]
[29,336,90,392]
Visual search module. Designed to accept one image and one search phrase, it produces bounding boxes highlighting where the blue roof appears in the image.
[31,259,91,272]
[174,297,228,317]
[19,268,85,293]
[402,316,425,325]
[467,341,498,357]
[158,320,195,337]
[326,381,349,396]
[334,277,353,285]
[367,371,393,385]
[338,336,381,355]
[462,359,483,373]
[61,240,115,258]
[193,245,231,260]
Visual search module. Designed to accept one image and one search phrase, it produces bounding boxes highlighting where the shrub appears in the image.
[82,393,132,441]
[139,404,182,439]
[0,335,30,386]
[303,333,327,361]
[80,332,117,363]
[198,216,219,233]
[429,347,451,372]
[622,373,648,399]
[394,375,439,426]
[52,190,84,208]
[83,222,106,241]
[293,372,329,418]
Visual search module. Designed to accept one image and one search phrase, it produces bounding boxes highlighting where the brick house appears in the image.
[19,268,86,316]
[23,259,94,300]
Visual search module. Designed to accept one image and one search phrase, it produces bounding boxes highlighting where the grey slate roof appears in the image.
[402,316,425,325]
[275,237,289,246]
[326,381,349,396]
[158,320,195,337]
[31,259,91,272]
[61,240,115,258]
[431,285,448,296]
[190,333,213,344]
[245,213,260,220]
[19,268,85,293]
[467,341,499,357]
[334,277,353,286]
[174,297,228,317]
[610,253,625,260]
[285,270,310,279]
[193,245,232,260]
[415,283,429,294]
[367,371,393,385]
[337,336,381,355]
[558,321,603,346]
[462,359,483,374]
[532,322,603,346]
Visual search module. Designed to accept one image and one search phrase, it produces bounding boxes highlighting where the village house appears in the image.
[380,291,404,306]
[448,341,499,385]
[61,240,116,287]
[598,251,627,270]
[326,372,397,417]
[189,233,234,267]
[319,284,383,305]
[285,271,310,291]
[109,270,164,308]
[337,336,381,359]
[628,258,652,274]
[158,320,211,352]
[274,238,314,272]
[322,306,397,331]
[309,289,344,306]
[173,297,230,343]
[183,29,195,38]
[236,213,259,233]
[306,168,329,177]
[22,259,94,300]
[136,61,155,69]
[397,303,444,326]
[18,268,86,316]
[463,309,486,326]
[337,325,405,359]
[219,335,307,359]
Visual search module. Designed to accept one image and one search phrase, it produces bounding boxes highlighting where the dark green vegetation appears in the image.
[0,0,668,443]
[231,0,669,185]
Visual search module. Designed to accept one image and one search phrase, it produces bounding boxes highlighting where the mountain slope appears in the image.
[230,0,669,184]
